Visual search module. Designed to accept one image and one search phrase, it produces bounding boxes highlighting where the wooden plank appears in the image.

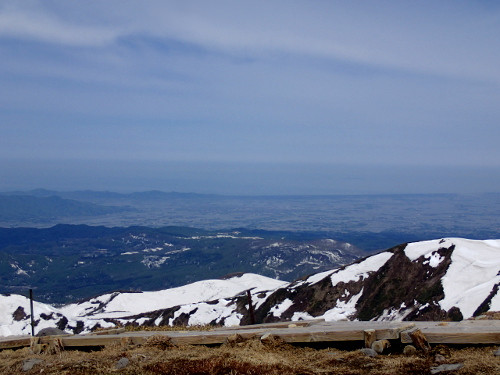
[364,329,376,348]
[213,319,325,331]
[401,321,500,344]
[85,328,126,336]
[423,331,500,344]
[408,328,431,352]
[36,322,418,347]
[273,327,363,342]
[401,328,500,344]
[3,321,499,350]
[0,335,31,350]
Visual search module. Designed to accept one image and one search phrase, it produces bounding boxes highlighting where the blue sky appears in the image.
[1,1,499,194]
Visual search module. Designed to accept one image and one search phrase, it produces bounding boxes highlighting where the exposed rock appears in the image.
[22,358,43,372]
[260,332,272,342]
[371,339,391,354]
[115,357,130,370]
[359,348,378,357]
[447,307,463,322]
[473,283,499,317]
[56,316,68,331]
[403,345,417,355]
[357,245,452,321]
[36,327,67,337]
[72,321,85,334]
[430,363,464,374]
[12,306,27,321]
[40,312,54,320]
[434,354,446,363]
[494,347,500,356]
[247,242,457,325]
[173,308,198,326]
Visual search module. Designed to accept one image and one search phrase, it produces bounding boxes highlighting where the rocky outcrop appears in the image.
[121,238,498,327]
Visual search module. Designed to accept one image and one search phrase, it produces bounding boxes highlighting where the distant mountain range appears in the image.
[0,194,132,222]
[1,188,215,201]
[1,238,498,336]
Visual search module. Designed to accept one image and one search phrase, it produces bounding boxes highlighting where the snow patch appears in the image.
[439,239,500,318]
[269,299,293,318]
[405,238,452,261]
[141,256,170,268]
[319,288,364,321]
[143,247,163,253]
[10,263,29,276]
[291,312,314,321]
[306,269,337,285]
[329,252,393,287]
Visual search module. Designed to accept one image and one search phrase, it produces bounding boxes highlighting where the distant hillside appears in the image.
[0,195,131,222]
[0,224,362,303]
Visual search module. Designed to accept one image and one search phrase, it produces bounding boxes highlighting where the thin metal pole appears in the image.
[29,289,35,336]
[246,289,256,325]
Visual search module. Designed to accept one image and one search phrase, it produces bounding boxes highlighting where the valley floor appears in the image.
[1,336,499,375]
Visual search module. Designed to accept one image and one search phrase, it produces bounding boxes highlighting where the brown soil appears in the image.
[1,336,498,375]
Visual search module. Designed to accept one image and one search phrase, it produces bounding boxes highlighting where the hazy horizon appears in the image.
[1,159,499,196]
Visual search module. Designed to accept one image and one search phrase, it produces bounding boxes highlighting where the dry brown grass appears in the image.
[470,311,500,320]
[124,324,216,332]
[1,336,498,374]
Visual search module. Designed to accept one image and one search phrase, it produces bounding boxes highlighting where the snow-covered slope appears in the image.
[0,294,61,337]
[59,273,286,320]
[128,238,500,327]
[1,238,499,336]
[404,238,500,318]
[0,273,286,336]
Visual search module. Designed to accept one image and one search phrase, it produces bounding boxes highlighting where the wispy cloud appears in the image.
[0,3,119,46]
[2,1,499,82]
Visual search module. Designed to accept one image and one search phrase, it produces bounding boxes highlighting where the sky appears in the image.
[1,0,499,194]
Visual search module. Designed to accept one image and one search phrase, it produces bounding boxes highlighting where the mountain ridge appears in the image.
[1,237,498,336]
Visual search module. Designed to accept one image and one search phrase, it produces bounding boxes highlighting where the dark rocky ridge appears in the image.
[117,239,499,329]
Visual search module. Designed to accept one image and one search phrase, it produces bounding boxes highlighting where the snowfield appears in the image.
[0,294,59,337]
[405,238,500,318]
[59,273,286,320]
[0,274,286,336]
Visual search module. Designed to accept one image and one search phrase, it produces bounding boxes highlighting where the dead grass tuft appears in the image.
[470,311,500,320]
[144,335,175,350]
[124,324,216,332]
[143,356,300,375]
